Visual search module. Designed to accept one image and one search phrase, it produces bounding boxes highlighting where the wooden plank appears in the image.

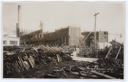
[115,46,121,59]
[105,47,112,59]
[91,71,116,79]
[56,54,61,62]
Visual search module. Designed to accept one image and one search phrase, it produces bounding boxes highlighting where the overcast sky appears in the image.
[2,1,125,42]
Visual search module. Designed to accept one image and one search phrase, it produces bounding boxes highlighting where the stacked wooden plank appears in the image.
[4,49,36,76]
[4,46,72,77]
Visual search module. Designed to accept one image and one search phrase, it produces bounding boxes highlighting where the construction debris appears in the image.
[3,46,72,77]
[3,44,123,79]
[91,71,116,79]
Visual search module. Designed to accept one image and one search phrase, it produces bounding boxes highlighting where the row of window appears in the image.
[3,40,18,45]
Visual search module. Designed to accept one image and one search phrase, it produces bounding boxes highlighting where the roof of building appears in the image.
[3,34,19,38]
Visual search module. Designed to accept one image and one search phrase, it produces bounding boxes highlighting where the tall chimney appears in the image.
[40,21,44,37]
[16,5,21,37]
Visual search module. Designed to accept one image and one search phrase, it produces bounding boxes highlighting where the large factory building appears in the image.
[20,26,81,47]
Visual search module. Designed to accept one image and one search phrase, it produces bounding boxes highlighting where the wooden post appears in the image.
[105,47,112,59]
[56,54,61,62]
[115,46,121,59]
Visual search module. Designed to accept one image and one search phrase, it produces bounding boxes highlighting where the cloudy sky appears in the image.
[2,1,125,42]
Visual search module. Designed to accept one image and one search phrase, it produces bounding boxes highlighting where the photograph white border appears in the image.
[0,0,127,82]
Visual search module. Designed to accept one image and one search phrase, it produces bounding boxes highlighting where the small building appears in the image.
[82,31,108,49]
[3,34,20,46]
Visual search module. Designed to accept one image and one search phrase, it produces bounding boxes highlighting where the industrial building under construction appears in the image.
[20,26,81,47]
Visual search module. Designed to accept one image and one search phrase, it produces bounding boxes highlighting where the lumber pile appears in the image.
[3,46,72,77]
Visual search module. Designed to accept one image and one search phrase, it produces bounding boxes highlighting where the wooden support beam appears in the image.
[91,71,116,79]
[105,47,112,59]
[56,54,61,62]
[115,46,121,60]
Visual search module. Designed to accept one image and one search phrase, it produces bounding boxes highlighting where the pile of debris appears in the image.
[42,58,123,79]
[4,48,37,77]
[3,44,123,79]
[18,59,122,79]
[95,58,123,78]
[3,46,72,78]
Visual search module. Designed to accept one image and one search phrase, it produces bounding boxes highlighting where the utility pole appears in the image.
[94,12,100,57]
